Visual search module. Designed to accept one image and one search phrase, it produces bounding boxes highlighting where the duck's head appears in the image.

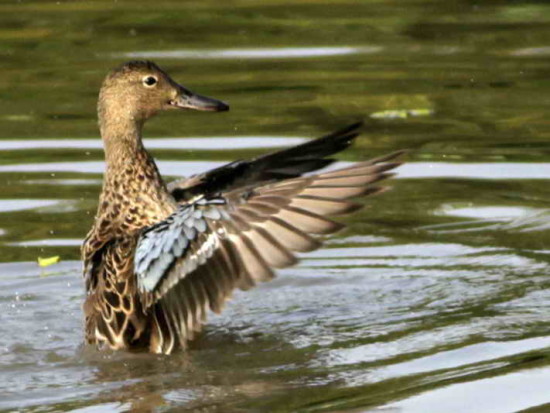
[98,60,229,125]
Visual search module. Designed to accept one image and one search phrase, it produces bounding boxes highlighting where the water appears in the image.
[1,1,550,412]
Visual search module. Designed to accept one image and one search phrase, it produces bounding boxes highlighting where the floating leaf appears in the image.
[370,110,409,119]
[408,108,434,117]
[38,256,60,267]
[370,108,434,119]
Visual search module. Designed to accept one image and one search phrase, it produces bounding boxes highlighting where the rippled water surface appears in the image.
[1,1,550,412]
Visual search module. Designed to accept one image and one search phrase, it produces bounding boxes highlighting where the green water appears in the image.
[1,1,550,412]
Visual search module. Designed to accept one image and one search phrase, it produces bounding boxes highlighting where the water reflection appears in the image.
[8,238,82,247]
[0,199,62,213]
[121,46,382,60]
[375,336,550,380]
[510,46,550,56]
[0,136,307,151]
[436,205,536,220]
[3,161,550,180]
[398,163,550,180]
[385,367,550,413]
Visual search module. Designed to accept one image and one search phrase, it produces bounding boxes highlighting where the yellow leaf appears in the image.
[370,110,409,119]
[370,108,434,120]
[38,256,60,267]
[408,108,434,117]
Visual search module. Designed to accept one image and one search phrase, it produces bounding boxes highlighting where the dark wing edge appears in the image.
[167,122,364,202]
[136,150,405,354]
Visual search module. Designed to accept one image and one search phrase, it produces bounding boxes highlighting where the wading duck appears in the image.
[82,61,403,354]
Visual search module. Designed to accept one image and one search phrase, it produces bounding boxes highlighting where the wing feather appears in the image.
[135,149,405,353]
[276,206,346,234]
[168,122,364,201]
[290,195,363,215]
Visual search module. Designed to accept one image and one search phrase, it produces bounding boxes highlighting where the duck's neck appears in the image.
[96,114,174,232]
[100,115,146,169]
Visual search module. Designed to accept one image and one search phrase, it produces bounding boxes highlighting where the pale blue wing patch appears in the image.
[135,197,227,294]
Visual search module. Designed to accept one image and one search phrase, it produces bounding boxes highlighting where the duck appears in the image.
[82,60,404,354]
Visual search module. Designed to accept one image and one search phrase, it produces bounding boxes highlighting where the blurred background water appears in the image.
[0,1,549,412]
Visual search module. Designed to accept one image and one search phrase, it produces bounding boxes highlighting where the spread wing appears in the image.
[135,151,404,354]
[167,122,363,202]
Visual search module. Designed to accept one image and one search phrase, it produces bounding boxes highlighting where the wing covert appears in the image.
[135,197,228,299]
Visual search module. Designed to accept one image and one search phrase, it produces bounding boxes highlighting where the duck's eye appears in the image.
[143,76,158,87]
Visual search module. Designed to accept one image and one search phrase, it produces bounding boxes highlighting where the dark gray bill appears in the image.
[170,88,229,112]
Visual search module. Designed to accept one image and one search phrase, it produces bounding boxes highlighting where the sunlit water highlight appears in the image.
[2,161,550,180]
[0,136,307,151]
[121,46,382,60]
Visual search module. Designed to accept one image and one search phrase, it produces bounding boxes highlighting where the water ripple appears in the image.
[120,46,382,60]
[0,136,307,151]
[2,161,550,180]
[385,367,550,413]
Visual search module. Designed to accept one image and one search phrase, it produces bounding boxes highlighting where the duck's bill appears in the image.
[169,89,229,112]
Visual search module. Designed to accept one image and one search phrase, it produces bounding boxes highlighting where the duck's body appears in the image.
[82,61,403,354]
[82,142,171,351]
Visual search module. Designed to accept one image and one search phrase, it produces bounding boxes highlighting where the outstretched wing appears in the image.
[135,151,404,354]
[167,122,363,202]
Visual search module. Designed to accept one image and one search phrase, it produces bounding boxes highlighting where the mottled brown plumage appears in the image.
[82,61,404,354]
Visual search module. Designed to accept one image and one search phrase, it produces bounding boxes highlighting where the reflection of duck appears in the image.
[82,331,296,411]
[82,60,403,354]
